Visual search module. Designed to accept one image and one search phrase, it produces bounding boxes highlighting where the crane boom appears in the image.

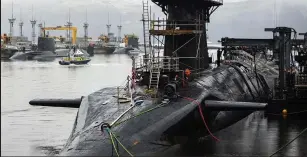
[41,26,77,45]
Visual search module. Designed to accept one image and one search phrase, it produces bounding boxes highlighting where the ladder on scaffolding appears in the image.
[142,1,151,59]
[142,1,160,90]
[149,62,160,90]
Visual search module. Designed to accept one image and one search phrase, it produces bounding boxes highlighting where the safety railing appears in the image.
[149,19,205,36]
[134,55,180,72]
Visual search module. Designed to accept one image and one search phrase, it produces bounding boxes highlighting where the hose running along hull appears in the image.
[60,64,272,156]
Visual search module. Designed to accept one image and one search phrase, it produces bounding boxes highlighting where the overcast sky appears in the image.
[1,0,248,40]
[1,0,306,42]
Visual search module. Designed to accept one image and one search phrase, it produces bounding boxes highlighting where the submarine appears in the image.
[9,37,92,61]
[10,37,58,61]
[56,28,305,156]
[28,0,307,156]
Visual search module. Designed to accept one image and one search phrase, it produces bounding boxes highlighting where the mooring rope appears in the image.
[269,127,307,157]
[112,102,169,127]
[102,124,134,157]
[108,129,134,157]
[108,129,120,157]
[266,110,307,116]
[98,101,171,157]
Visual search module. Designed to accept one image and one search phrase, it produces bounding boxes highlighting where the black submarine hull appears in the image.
[9,51,57,61]
[1,47,19,60]
[59,64,271,156]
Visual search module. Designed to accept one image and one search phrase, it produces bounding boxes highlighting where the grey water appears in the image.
[1,54,307,156]
[1,55,132,156]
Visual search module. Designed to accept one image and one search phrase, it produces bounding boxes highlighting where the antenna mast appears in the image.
[30,5,37,44]
[19,8,24,37]
[106,12,111,35]
[83,9,89,46]
[66,8,72,45]
[117,15,122,43]
[8,1,16,37]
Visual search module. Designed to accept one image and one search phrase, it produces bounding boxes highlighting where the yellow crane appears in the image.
[49,36,66,42]
[41,26,77,45]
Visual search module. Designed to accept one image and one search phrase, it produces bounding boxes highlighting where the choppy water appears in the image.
[1,53,307,156]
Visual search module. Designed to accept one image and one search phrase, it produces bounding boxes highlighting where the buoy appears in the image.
[282,109,288,115]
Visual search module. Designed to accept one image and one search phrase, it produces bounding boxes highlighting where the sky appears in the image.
[1,0,248,41]
[1,0,306,42]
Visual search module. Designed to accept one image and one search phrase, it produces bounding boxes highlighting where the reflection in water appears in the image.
[171,112,307,156]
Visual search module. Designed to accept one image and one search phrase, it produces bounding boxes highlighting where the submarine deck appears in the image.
[60,64,274,156]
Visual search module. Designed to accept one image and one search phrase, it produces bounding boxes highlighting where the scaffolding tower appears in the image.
[138,0,223,90]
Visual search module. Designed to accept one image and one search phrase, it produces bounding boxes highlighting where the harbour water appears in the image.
[1,54,132,156]
[1,54,307,156]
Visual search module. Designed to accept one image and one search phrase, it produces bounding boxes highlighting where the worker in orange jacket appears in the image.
[183,69,191,87]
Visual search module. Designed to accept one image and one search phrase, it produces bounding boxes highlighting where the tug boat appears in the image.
[59,48,91,65]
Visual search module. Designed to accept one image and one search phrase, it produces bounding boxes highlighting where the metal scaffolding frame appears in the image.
[138,0,223,91]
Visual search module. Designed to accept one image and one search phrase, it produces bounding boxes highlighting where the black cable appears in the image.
[269,127,307,157]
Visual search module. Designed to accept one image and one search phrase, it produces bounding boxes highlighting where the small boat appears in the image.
[59,48,91,65]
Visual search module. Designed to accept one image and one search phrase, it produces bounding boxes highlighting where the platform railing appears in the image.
[134,55,180,72]
[149,19,205,36]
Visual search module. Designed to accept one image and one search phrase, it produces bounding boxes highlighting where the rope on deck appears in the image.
[102,124,134,157]
[111,101,170,128]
